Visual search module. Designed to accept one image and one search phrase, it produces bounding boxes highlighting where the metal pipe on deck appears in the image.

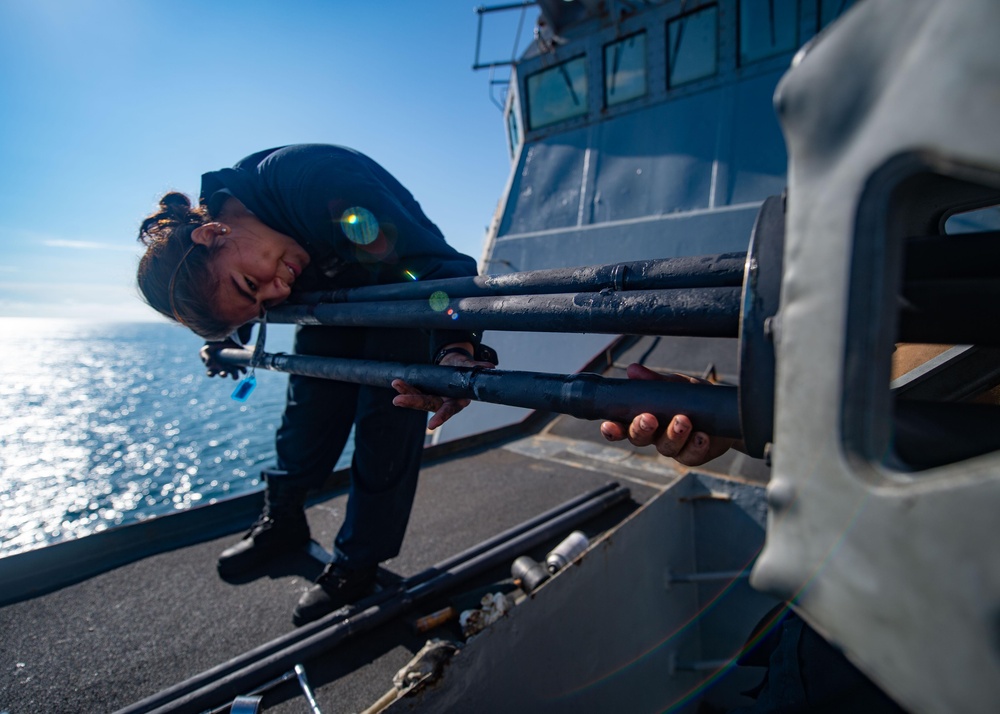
[219,349,744,438]
[121,484,631,714]
[116,484,624,714]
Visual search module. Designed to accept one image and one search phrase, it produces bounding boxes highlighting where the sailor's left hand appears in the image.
[599,363,742,466]
[200,340,246,380]
[391,349,496,430]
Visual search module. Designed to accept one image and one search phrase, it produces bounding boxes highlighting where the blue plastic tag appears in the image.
[229,319,267,403]
[231,373,258,402]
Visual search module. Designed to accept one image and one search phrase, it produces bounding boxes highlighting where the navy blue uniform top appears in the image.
[200,144,479,353]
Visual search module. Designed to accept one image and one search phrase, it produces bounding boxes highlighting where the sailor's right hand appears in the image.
[599,364,741,466]
[199,340,246,380]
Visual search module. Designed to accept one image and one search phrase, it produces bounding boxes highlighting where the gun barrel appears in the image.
[219,350,743,438]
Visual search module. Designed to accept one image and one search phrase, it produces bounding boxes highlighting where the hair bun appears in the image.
[159,191,194,221]
[138,191,206,246]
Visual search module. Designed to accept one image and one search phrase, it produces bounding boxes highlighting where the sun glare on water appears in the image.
[0,318,303,556]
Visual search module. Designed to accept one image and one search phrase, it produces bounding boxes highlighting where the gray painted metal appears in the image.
[395,472,780,713]
[752,1,1000,712]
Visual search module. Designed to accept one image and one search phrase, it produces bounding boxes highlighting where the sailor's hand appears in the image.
[199,340,246,380]
[599,364,740,466]
[391,349,496,430]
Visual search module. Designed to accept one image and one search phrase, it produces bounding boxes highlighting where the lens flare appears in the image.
[341,207,379,245]
[429,291,450,312]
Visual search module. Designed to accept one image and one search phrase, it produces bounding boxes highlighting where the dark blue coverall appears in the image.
[201,144,479,570]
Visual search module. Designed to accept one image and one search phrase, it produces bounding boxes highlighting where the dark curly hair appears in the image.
[136,192,235,340]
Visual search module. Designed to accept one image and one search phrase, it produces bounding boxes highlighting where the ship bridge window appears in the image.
[604,32,647,107]
[506,91,522,159]
[507,107,521,158]
[667,5,719,88]
[526,56,589,130]
[739,0,799,65]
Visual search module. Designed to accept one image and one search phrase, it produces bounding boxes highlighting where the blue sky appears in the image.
[0,0,530,321]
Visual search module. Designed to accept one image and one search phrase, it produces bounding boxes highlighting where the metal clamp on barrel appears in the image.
[229,695,263,714]
[738,193,786,459]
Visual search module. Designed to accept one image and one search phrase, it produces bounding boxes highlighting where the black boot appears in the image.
[217,470,311,578]
[292,562,378,626]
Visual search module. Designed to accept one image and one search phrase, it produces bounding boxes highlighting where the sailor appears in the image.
[135,144,495,625]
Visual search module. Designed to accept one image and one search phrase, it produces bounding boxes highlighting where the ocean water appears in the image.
[0,318,351,556]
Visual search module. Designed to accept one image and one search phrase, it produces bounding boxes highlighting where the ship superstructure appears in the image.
[447,0,859,442]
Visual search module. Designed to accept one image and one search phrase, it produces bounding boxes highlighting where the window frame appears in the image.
[666,4,720,90]
[603,30,649,109]
[737,0,801,67]
[525,55,590,131]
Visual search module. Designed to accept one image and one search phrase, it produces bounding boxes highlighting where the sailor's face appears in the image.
[194,220,311,328]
